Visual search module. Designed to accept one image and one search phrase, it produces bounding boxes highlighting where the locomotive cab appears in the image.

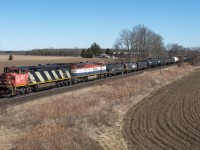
[0,67,29,97]
[4,67,29,87]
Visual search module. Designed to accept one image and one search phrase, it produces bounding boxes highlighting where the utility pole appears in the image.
[160,57,162,74]
[121,60,124,100]
[0,44,1,57]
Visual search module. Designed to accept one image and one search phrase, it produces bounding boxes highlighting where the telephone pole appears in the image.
[0,44,1,55]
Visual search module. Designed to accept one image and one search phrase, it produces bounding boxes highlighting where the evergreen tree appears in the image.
[90,42,102,56]
[85,48,94,58]
[81,49,86,57]
[80,42,102,58]
[105,48,112,55]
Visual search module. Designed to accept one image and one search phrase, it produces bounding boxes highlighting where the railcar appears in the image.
[183,56,192,62]
[106,63,125,76]
[172,57,179,63]
[136,61,148,70]
[170,58,176,64]
[157,58,161,66]
[156,58,165,66]
[146,59,159,68]
[124,62,137,73]
[163,58,172,65]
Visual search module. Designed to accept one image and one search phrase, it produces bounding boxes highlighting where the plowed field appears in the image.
[123,69,200,150]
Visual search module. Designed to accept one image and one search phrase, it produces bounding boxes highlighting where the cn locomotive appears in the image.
[0,56,186,98]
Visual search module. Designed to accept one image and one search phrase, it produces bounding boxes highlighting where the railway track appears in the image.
[0,64,177,106]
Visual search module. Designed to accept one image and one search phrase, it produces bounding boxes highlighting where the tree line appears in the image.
[4,24,199,60]
[113,24,200,61]
[25,48,81,56]
[24,46,112,58]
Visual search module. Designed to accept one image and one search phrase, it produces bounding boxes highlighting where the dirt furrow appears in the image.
[123,69,200,150]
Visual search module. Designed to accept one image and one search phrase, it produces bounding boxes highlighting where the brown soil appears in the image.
[0,55,110,73]
[123,69,200,150]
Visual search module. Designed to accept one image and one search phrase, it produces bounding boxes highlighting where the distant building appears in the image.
[97,53,110,58]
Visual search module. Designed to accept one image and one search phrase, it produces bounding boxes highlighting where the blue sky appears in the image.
[0,0,199,50]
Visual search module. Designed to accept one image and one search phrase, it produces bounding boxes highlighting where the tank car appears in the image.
[124,62,137,73]
[156,58,165,66]
[136,61,148,70]
[163,58,172,65]
[146,59,159,68]
[183,56,192,62]
[157,58,161,66]
[106,63,125,76]
[172,57,179,63]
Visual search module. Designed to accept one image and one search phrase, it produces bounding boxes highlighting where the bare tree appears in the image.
[166,43,185,57]
[149,33,165,58]
[114,29,132,59]
[131,25,147,59]
[133,25,165,59]
[114,25,164,60]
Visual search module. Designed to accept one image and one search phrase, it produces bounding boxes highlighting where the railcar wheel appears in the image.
[56,82,60,88]
[34,85,39,92]
[0,90,4,98]
[20,88,25,95]
[26,87,31,94]
[6,89,12,98]
[60,82,65,87]
[63,82,67,86]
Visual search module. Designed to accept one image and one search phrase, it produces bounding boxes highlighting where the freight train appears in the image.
[0,56,189,98]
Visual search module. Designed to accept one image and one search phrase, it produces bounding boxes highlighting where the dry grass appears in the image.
[13,124,103,150]
[0,64,198,150]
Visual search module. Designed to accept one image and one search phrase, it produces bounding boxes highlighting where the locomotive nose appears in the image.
[0,79,9,86]
[0,74,14,86]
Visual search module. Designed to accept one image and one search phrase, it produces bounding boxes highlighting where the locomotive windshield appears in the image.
[4,69,19,74]
[4,68,27,74]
